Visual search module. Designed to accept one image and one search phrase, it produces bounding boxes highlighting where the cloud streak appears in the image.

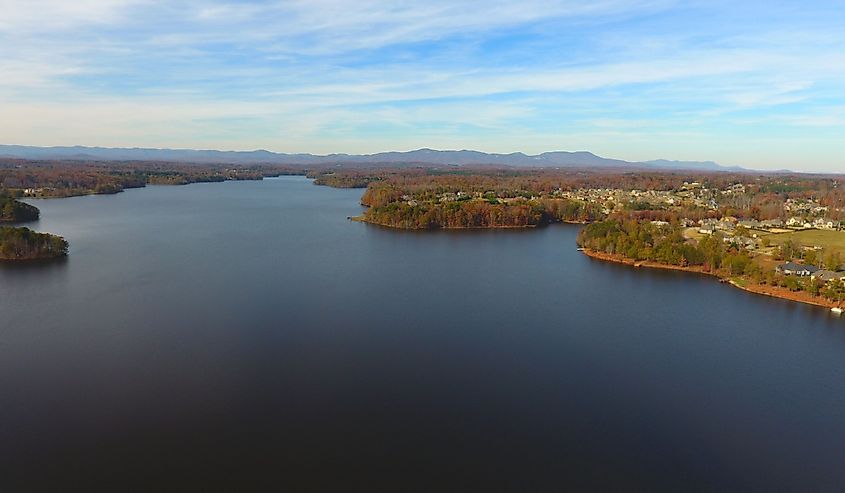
[0,0,843,171]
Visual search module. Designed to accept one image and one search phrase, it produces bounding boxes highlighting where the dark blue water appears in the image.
[2,176,844,491]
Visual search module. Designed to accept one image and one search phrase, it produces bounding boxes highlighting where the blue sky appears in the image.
[1,0,843,171]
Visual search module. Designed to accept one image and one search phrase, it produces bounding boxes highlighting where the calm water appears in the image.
[2,176,845,491]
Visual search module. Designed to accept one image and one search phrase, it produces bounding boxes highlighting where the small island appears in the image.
[0,226,68,260]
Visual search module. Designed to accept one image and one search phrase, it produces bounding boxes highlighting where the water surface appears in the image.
[2,177,844,491]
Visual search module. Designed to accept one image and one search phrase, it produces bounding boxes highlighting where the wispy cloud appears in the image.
[0,0,843,171]
[0,0,140,32]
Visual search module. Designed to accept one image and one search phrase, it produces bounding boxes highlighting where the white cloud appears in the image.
[0,0,843,170]
[248,0,669,54]
[0,0,142,32]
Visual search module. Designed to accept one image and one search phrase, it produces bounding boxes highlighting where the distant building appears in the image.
[811,270,845,283]
[777,262,819,276]
[813,218,840,230]
[716,219,736,231]
[739,219,760,229]
[732,236,761,250]
[760,219,784,229]
[786,217,806,227]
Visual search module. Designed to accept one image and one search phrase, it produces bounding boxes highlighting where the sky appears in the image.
[1,0,844,172]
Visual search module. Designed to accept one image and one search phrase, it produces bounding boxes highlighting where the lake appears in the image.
[2,176,845,491]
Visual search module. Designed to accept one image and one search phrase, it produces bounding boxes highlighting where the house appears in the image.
[760,219,784,229]
[739,237,761,250]
[811,270,845,283]
[723,235,760,250]
[716,219,736,231]
[813,218,840,230]
[739,219,761,229]
[777,262,820,276]
[786,216,815,228]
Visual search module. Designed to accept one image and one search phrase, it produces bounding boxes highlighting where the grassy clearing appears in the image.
[763,229,845,255]
[683,227,706,240]
[731,277,748,288]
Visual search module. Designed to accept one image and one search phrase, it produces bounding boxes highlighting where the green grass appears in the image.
[682,227,706,240]
[763,229,845,255]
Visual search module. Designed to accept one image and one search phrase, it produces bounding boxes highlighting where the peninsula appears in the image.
[1,195,39,222]
[0,226,68,261]
[0,193,65,260]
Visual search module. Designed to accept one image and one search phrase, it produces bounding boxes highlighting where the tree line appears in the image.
[0,195,40,222]
[0,159,311,198]
[0,226,68,260]
[577,219,742,271]
[359,179,603,228]
[577,218,845,303]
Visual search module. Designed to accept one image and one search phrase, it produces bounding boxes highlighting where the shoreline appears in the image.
[580,248,843,311]
[15,179,845,312]
[0,255,67,263]
[350,214,588,230]
[350,215,540,230]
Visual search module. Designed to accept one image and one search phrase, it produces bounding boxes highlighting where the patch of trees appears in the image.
[311,171,383,188]
[578,218,845,303]
[357,179,604,229]
[538,198,603,223]
[0,196,39,222]
[363,200,546,229]
[576,219,757,275]
[754,271,845,303]
[774,240,842,271]
[0,159,310,198]
[0,227,68,260]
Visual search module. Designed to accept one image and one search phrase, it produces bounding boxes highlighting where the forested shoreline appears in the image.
[1,195,40,222]
[3,160,845,312]
[358,199,597,229]
[577,219,845,308]
[0,227,68,260]
[0,192,66,260]
[339,167,845,309]
[356,176,603,229]
[0,158,310,198]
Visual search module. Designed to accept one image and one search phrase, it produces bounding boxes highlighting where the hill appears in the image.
[0,145,742,171]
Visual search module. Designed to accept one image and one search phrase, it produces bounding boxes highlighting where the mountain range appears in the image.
[0,145,743,171]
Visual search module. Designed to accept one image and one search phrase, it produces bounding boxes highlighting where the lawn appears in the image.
[682,227,706,240]
[763,229,845,255]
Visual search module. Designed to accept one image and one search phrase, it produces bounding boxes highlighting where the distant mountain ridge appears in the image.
[0,144,742,171]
